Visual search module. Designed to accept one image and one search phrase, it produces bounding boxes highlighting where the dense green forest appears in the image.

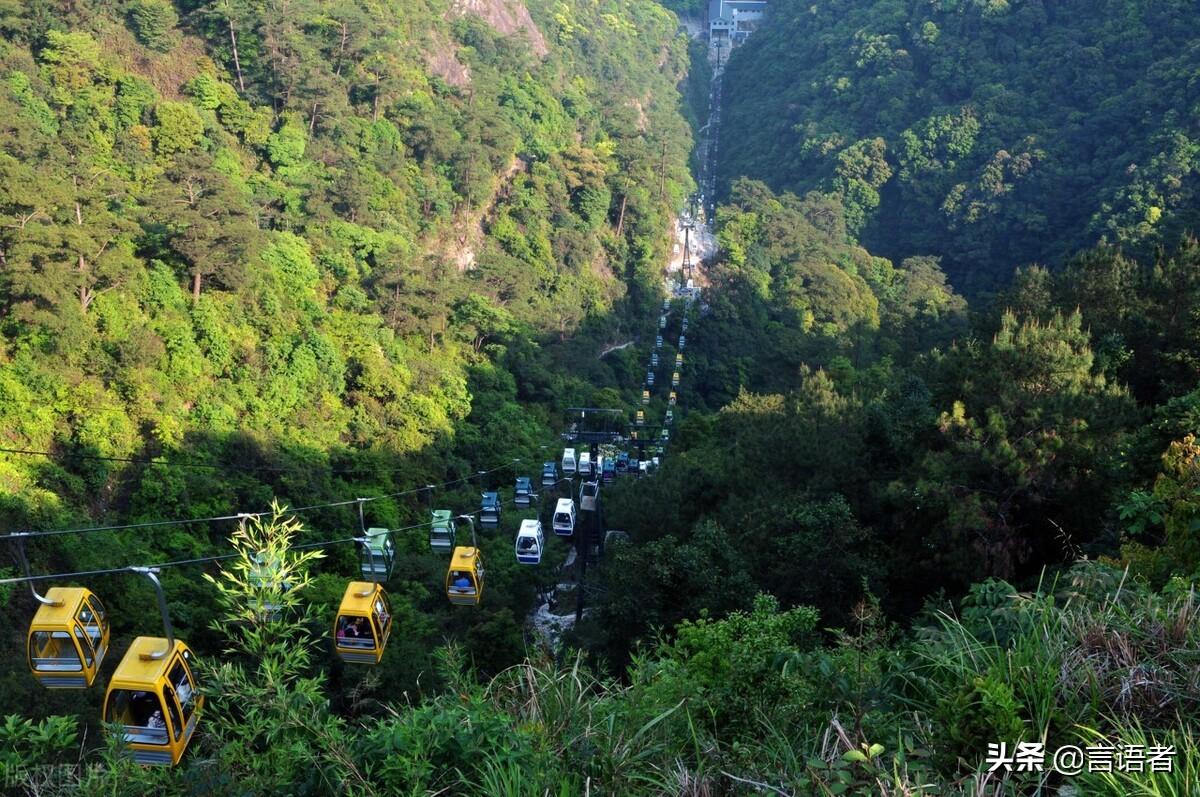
[2,0,1200,794]
[719,0,1200,291]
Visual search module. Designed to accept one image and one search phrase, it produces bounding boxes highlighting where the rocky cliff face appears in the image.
[450,0,549,57]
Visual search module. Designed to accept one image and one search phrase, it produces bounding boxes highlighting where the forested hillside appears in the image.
[719,0,1200,290]
[3,0,1200,795]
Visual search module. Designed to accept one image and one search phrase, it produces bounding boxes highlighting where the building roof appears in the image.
[711,0,767,23]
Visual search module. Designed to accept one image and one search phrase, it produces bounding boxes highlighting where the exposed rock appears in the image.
[449,0,548,58]
[425,32,472,87]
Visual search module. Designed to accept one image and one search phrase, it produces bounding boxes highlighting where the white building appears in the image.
[708,0,767,41]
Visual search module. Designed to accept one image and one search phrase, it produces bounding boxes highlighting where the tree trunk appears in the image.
[192,270,202,303]
[78,256,94,313]
[615,194,628,236]
[227,9,245,93]
[372,87,381,122]
[74,198,91,313]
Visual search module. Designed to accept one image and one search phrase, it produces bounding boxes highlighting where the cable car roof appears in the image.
[30,586,90,626]
[432,509,452,522]
[364,529,391,549]
[518,519,541,535]
[449,547,480,569]
[554,498,574,513]
[109,637,182,684]
[338,581,383,614]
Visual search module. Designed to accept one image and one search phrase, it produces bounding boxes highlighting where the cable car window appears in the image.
[106,689,168,745]
[373,597,390,636]
[30,631,82,672]
[88,594,108,625]
[163,685,184,741]
[336,615,376,648]
[77,601,104,648]
[167,658,194,707]
[72,626,94,668]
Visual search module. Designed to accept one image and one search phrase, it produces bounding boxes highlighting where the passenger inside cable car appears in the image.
[446,547,485,605]
[552,498,576,535]
[515,519,544,565]
[103,640,202,765]
[333,583,391,664]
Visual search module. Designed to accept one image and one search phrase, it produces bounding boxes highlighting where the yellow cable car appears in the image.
[27,587,109,688]
[446,546,485,606]
[333,581,392,664]
[103,637,202,766]
[14,535,110,689]
[102,568,202,766]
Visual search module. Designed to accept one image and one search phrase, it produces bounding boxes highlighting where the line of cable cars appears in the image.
[20,288,695,762]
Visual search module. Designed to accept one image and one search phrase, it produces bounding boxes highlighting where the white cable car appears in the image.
[578,451,592,476]
[655,335,663,348]
[666,409,674,425]
[561,448,577,476]
[659,315,667,329]
[580,480,600,512]
[552,498,576,536]
[647,371,655,386]
[515,519,544,565]
[651,352,659,367]
[636,409,645,426]
[672,371,680,387]
[662,298,670,311]
[642,389,650,405]
[678,335,686,349]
